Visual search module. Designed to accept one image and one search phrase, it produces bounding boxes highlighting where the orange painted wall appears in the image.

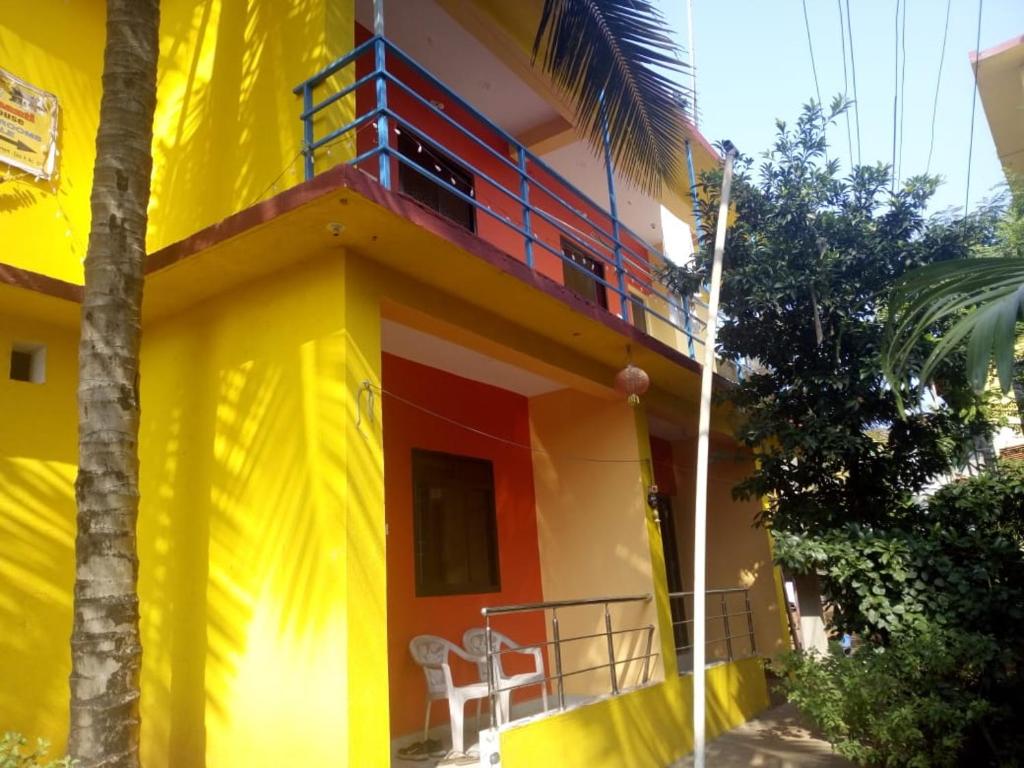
[352,24,652,320]
[382,353,547,736]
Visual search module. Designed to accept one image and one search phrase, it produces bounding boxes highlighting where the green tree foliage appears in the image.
[0,733,74,768]
[774,465,1024,764]
[664,101,993,534]
[532,0,690,193]
[773,462,1024,638]
[665,103,1023,765]
[884,178,1024,397]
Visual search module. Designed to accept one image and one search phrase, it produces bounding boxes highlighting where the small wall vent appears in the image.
[9,342,46,384]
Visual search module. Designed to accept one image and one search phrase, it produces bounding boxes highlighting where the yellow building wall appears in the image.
[0,0,355,284]
[0,2,105,284]
[528,389,664,695]
[498,656,770,768]
[645,289,693,359]
[137,253,388,767]
[0,310,78,746]
[148,0,356,252]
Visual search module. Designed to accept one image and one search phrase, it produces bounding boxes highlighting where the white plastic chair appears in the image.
[462,628,548,725]
[409,634,490,755]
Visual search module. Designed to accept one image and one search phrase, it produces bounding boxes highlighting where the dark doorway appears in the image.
[656,494,689,652]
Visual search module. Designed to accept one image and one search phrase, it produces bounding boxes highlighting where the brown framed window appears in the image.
[413,449,500,597]
[561,238,608,309]
[397,129,476,232]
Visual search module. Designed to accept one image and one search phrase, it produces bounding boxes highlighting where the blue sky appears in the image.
[658,0,1023,213]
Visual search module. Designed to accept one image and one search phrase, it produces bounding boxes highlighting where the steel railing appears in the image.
[667,588,757,672]
[291,35,747,374]
[480,594,656,729]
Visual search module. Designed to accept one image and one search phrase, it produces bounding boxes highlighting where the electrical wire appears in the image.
[800,0,828,162]
[374,383,654,465]
[836,0,854,170]
[965,0,984,216]
[890,0,901,192]
[925,0,953,175]
[844,0,862,165]
[371,383,751,472]
[243,119,376,208]
[245,151,303,209]
[896,0,908,185]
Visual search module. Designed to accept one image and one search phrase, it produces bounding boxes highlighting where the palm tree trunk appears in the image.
[70,1,159,765]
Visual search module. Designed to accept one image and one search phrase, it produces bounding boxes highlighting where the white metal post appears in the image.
[686,0,697,128]
[693,144,737,768]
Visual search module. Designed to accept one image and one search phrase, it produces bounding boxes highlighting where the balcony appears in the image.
[669,588,759,674]
[293,30,732,376]
[396,588,762,766]
[479,594,658,718]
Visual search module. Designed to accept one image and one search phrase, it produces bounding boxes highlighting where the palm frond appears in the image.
[533,0,692,194]
[884,257,1024,397]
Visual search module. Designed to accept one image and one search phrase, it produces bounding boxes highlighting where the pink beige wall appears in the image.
[668,438,786,657]
[528,389,662,696]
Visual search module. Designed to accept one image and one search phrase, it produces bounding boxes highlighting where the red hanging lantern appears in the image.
[614,363,650,406]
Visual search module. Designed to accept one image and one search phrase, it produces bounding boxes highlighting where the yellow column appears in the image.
[767,528,794,651]
[632,406,679,679]
[340,256,390,765]
[137,254,390,766]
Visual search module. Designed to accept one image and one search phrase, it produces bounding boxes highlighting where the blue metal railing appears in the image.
[293,35,735,372]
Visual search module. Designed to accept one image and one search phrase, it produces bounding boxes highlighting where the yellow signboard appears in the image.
[0,67,58,180]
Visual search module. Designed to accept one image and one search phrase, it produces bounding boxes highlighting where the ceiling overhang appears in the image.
[972,35,1024,177]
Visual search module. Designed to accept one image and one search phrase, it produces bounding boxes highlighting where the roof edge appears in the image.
[0,263,83,303]
[970,34,1024,64]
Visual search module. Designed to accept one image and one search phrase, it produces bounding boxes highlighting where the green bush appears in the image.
[0,733,74,768]
[773,462,1024,640]
[773,462,1024,765]
[773,631,996,768]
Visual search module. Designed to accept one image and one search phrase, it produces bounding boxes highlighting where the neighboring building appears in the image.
[972,34,1024,178]
[0,2,788,766]
[781,573,830,655]
[972,34,1024,459]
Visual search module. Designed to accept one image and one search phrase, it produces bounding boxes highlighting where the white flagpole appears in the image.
[693,143,737,768]
[686,0,697,129]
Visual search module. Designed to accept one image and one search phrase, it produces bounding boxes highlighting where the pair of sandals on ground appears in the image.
[396,736,477,764]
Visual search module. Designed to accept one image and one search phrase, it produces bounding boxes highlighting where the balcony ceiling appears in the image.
[355,0,558,136]
[539,140,665,249]
[382,318,565,397]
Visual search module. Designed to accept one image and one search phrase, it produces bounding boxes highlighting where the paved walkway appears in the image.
[672,704,854,767]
